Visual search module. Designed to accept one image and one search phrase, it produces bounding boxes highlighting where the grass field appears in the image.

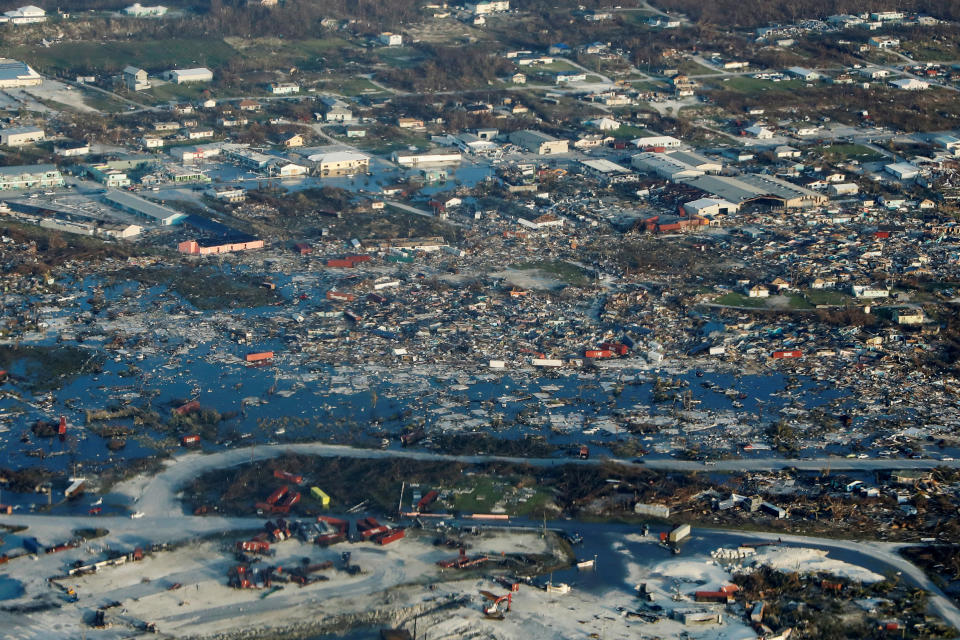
[678,59,721,76]
[714,292,768,308]
[817,143,886,163]
[9,39,237,74]
[315,77,386,96]
[510,260,591,286]
[803,289,853,306]
[536,59,582,73]
[714,76,806,94]
[611,124,655,140]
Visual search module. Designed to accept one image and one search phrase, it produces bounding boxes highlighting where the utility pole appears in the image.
[397,481,405,516]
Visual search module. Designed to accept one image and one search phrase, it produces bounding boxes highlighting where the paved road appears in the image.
[83,442,960,520]
[2,443,959,635]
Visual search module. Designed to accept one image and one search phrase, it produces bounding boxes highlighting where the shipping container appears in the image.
[531,358,563,367]
[585,349,615,359]
[326,290,356,302]
[273,469,303,484]
[772,350,802,359]
[327,259,354,268]
[346,254,372,264]
[246,351,274,363]
[181,434,201,446]
[600,342,629,356]
[375,529,405,545]
[416,490,439,512]
[265,486,289,505]
[310,487,331,507]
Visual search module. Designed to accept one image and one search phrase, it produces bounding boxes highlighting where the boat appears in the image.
[576,558,595,570]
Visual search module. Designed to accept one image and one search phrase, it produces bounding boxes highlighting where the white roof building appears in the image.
[588,117,620,131]
[744,124,774,139]
[889,78,928,91]
[631,135,682,149]
[885,162,919,180]
[170,67,213,84]
[682,197,740,217]
[3,5,46,23]
[0,58,42,88]
[124,3,167,16]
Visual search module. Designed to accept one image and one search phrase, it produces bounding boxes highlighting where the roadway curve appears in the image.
[100,442,960,519]
[1,443,959,635]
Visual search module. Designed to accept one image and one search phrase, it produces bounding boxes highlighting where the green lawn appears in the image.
[678,59,721,76]
[510,260,591,286]
[786,293,814,309]
[817,144,887,163]
[715,76,806,94]
[611,124,657,140]
[8,39,237,75]
[535,59,582,73]
[803,289,853,306]
[315,77,386,96]
[715,292,768,308]
[78,88,130,113]
[377,46,425,69]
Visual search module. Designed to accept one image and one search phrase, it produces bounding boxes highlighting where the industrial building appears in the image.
[0,126,44,147]
[631,135,682,149]
[509,130,568,155]
[0,164,63,190]
[85,164,131,188]
[465,0,509,14]
[680,173,827,209]
[2,5,46,24]
[102,190,186,225]
[393,151,462,167]
[124,2,168,16]
[307,150,371,176]
[682,197,740,217]
[123,66,150,91]
[631,152,705,180]
[168,67,213,84]
[178,237,264,255]
[0,58,42,88]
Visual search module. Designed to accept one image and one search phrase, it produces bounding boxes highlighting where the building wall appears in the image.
[0,168,64,190]
[178,239,265,255]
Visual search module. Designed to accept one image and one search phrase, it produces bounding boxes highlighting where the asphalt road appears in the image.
[90,442,960,520]
[2,443,959,636]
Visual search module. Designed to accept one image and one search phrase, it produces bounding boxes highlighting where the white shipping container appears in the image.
[489,360,506,368]
[531,358,563,367]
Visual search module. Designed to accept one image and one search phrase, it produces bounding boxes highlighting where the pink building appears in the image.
[178,239,264,255]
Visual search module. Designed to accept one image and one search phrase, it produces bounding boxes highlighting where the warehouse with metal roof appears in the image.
[0,58,42,88]
[102,190,186,225]
[680,173,826,209]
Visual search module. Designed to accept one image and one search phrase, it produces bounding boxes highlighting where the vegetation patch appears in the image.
[111,266,280,310]
[0,345,103,392]
[510,260,591,286]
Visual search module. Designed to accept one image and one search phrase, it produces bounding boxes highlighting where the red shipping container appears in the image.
[346,254,372,264]
[874,231,890,239]
[246,351,274,363]
[273,469,303,484]
[265,486,289,505]
[327,259,354,268]
[772,350,802,359]
[375,529,405,545]
[181,434,201,446]
[585,349,615,358]
[326,291,356,302]
[417,490,439,511]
